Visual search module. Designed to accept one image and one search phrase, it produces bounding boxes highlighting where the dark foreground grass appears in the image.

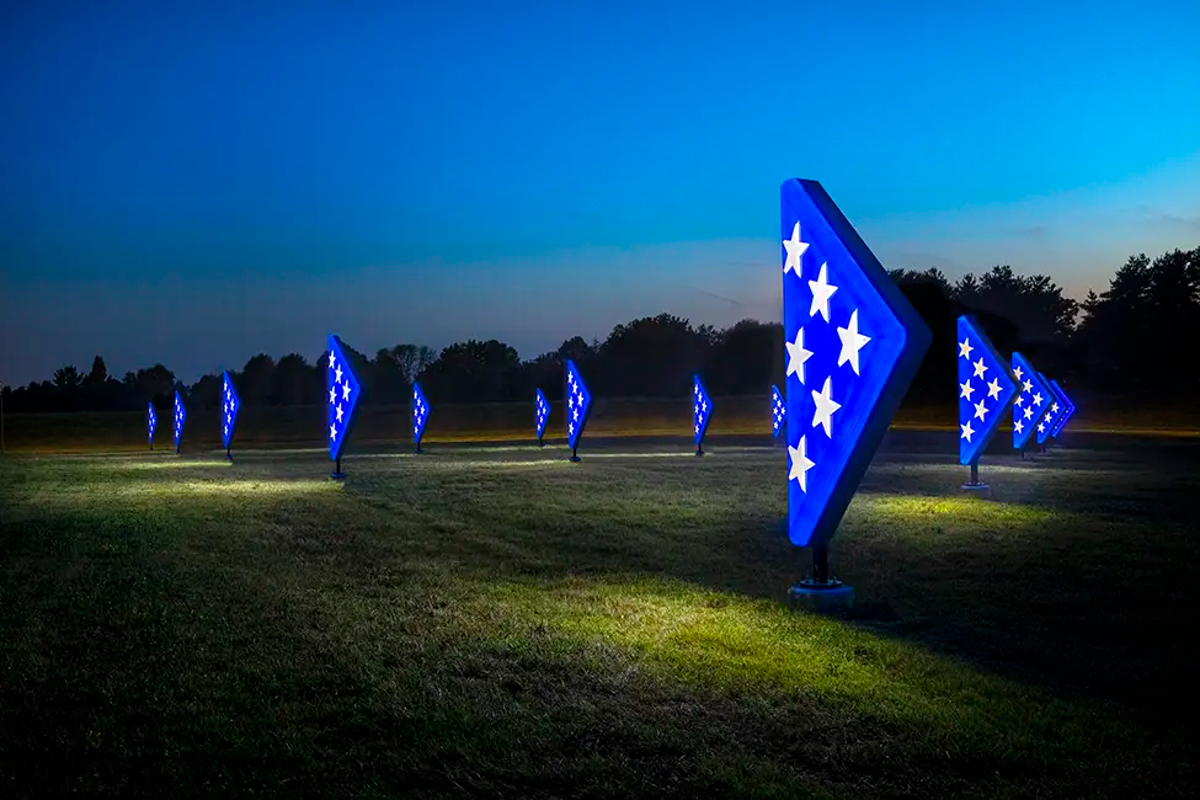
[1,439,1197,798]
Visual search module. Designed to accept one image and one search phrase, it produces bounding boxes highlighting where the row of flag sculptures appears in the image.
[139,178,1077,600]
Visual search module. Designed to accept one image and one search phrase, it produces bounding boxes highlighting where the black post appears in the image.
[696,441,704,457]
[813,544,829,585]
[970,461,978,484]
[226,447,232,462]
[570,444,580,462]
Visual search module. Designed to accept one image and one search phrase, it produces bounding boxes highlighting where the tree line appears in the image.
[3,246,1196,414]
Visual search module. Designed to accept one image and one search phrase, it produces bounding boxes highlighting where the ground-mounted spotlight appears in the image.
[327,334,362,479]
[221,371,241,461]
[413,382,429,454]
[564,359,592,462]
[693,375,713,456]
[781,179,931,611]
[1037,374,1068,450]
[147,402,157,450]
[1010,353,1050,456]
[534,388,550,447]
[173,390,187,455]
[771,384,786,440]
[1050,381,1076,438]
[956,315,1016,492]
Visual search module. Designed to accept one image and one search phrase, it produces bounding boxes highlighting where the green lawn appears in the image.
[1,439,1196,798]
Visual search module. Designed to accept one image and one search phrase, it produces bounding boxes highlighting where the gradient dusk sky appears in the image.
[2,0,1198,386]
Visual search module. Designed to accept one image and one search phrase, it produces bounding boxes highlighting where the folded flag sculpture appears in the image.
[413,382,429,453]
[564,359,592,462]
[327,334,361,479]
[1036,372,1065,447]
[221,371,241,460]
[173,390,186,454]
[693,375,713,455]
[147,402,157,450]
[534,388,550,447]
[781,178,931,600]
[771,384,786,439]
[1011,353,1050,453]
[957,315,1016,489]
[1050,381,1076,438]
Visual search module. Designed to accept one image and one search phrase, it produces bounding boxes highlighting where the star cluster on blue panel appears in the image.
[565,360,591,450]
[956,316,1016,465]
[327,335,362,461]
[221,371,241,450]
[771,384,786,439]
[413,383,430,445]
[693,376,713,446]
[173,391,186,448]
[535,389,550,440]
[1010,353,1050,450]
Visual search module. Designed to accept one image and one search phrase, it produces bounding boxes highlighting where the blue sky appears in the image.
[2,0,1198,385]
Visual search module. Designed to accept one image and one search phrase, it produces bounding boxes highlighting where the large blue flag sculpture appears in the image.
[1050,381,1076,437]
[413,382,430,453]
[534,388,550,446]
[147,402,157,450]
[1011,353,1050,451]
[771,384,786,439]
[173,390,186,454]
[221,371,241,458]
[1037,375,1067,446]
[957,315,1016,484]
[564,359,592,461]
[327,334,362,478]
[781,179,931,584]
[693,375,713,455]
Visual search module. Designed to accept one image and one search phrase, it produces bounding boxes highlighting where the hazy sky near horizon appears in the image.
[2,0,1198,386]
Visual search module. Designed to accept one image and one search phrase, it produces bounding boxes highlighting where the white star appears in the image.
[788,437,816,492]
[807,262,838,322]
[960,421,975,441]
[785,328,813,384]
[329,387,336,404]
[1014,394,1024,406]
[958,338,974,359]
[702,400,707,413]
[1023,406,1034,420]
[1013,365,1024,381]
[1050,402,1059,414]
[986,378,1002,400]
[329,353,337,371]
[335,404,344,423]
[334,364,343,384]
[782,222,810,276]
[1033,392,1043,407]
[342,382,352,401]
[837,309,871,375]
[1037,422,1045,434]
[694,424,700,434]
[573,407,579,421]
[1023,379,1033,394]
[959,380,975,400]
[973,399,989,421]
[568,422,575,435]
[972,358,987,379]
[810,376,841,438]
[567,372,575,386]
[330,424,337,441]
[1014,419,1024,434]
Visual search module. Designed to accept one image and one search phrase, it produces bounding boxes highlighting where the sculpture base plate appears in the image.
[330,472,347,481]
[569,456,582,463]
[788,579,855,615]
[960,481,990,493]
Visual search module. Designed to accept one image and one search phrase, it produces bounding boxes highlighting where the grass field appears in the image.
[1,432,1197,797]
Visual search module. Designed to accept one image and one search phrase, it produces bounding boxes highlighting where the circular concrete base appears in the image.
[788,581,855,615]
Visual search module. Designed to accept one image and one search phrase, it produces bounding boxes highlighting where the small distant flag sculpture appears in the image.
[413,382,429,453]
[564,359,592,462]
[534,388,550,447]
[173,390,186,454]
[327,334,362,479]
[147,402,157,450]
[1010,353,1050,455]
[693,375,714,456]
[771,384,786,439]
[221,371,241,460]
[1050,381,1076,438]
[1037,373,1067,449]
[956,315,1016,490]
[781,178,931,603]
